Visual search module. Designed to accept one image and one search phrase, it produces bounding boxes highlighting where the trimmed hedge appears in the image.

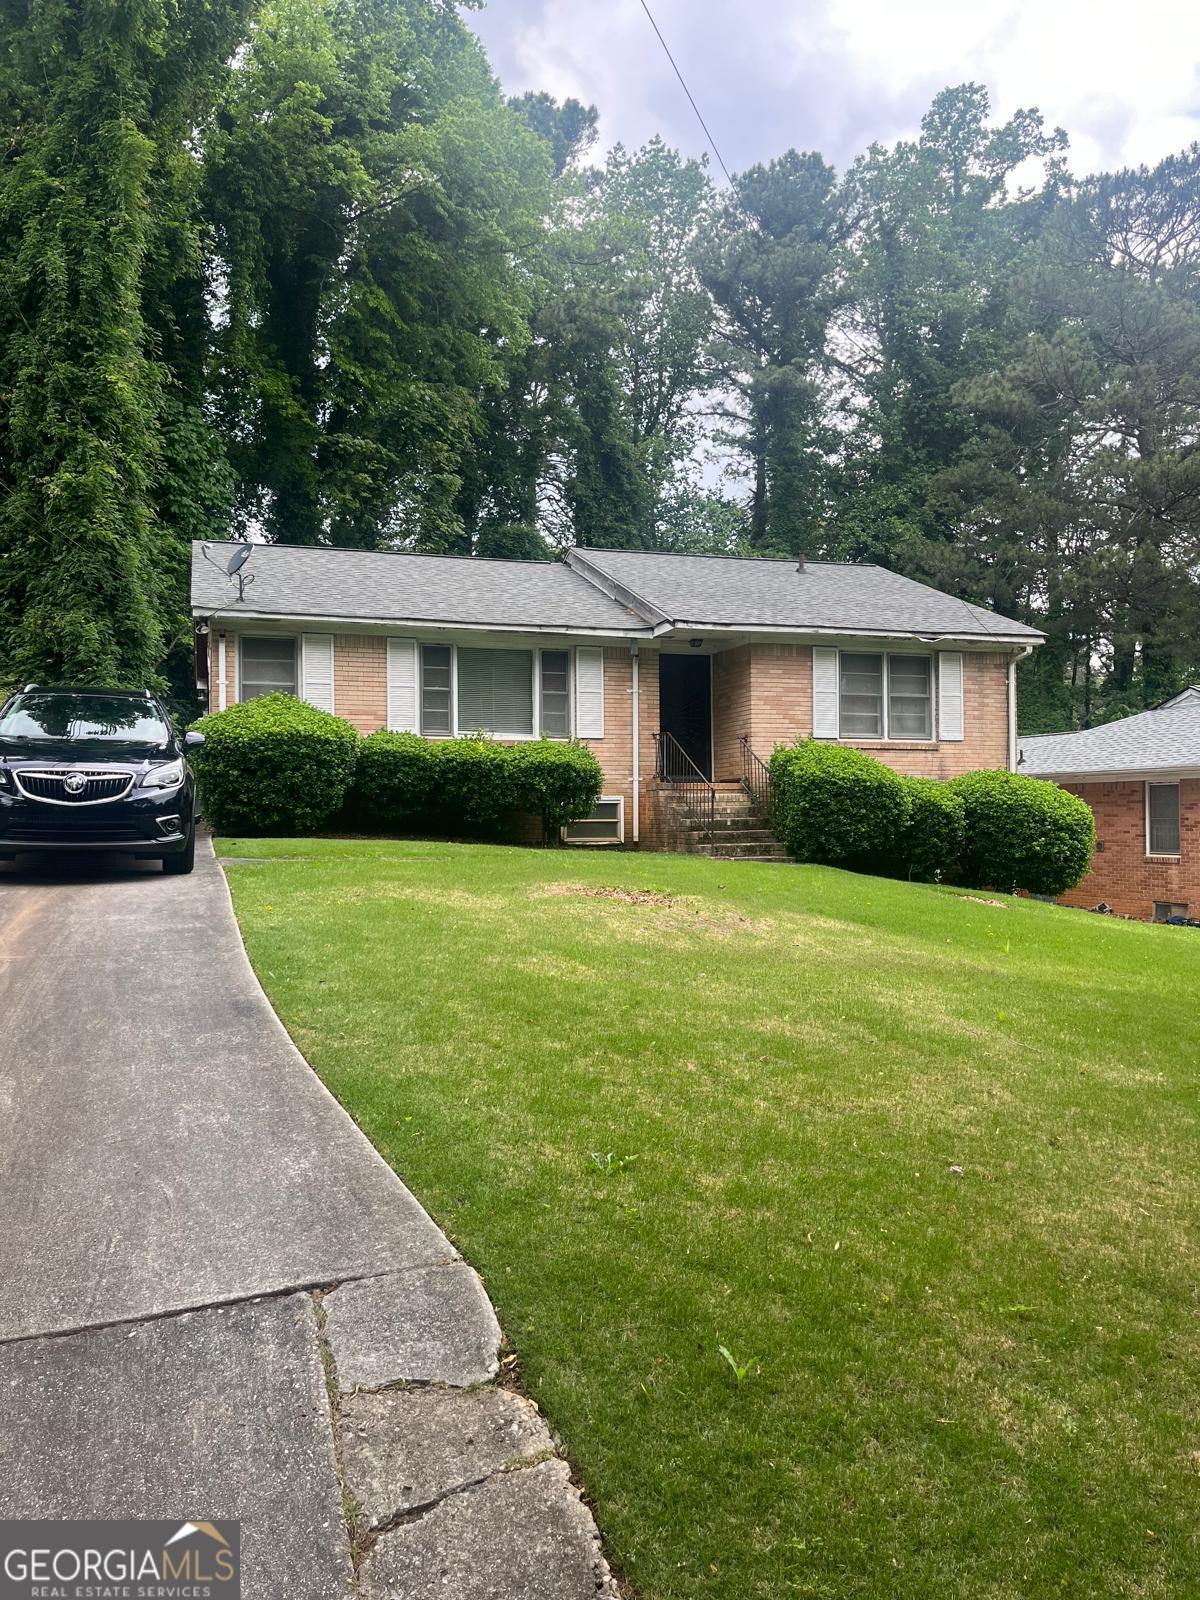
[885,777,967,883]
[348,731,604,839]
[191,693,359,834]
[948,769,1095,896]
[769,740,911,869]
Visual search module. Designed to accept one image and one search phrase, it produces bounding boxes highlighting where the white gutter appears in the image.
[192,607,650,642]
[630,643,640,843]
[217,634,227,712]
[1008,645,1034,771]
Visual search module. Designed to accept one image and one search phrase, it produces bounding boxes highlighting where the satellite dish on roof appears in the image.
[199,540,256,604]
[227,545,253,578]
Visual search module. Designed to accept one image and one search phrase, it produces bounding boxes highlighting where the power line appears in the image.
[637,0,736,189]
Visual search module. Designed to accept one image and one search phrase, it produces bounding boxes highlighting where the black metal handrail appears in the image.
[739,735,773,820]
[654,730,716,842]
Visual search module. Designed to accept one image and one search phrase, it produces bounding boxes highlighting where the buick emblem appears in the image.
[63,771,87,795]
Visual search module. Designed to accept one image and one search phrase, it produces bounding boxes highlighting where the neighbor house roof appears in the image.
[567,548,1043,643]
[191,542,649,635]
[1020,692,1200,780]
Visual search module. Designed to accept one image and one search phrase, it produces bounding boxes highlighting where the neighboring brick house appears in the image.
[192,543,1042,850]
[1020,689,1200,922]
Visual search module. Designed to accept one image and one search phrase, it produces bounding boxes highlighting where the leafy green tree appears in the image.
[0,0,247,688]
[696,149,847,554]
[205,0,549,551]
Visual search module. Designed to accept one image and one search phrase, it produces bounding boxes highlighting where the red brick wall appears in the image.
[711,643,1011,780]
[334,635,387,731]
[1056,779,1200,920]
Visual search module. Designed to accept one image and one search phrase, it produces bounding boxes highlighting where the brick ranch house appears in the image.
[192,543,1043,853]
[1020,688,1200,922]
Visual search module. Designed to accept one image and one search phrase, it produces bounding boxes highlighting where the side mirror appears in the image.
[183,731,205,751]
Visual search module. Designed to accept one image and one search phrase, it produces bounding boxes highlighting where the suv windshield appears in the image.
[0,693,171,744]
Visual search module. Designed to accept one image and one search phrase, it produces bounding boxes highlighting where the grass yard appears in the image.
[219,837,1200,1600]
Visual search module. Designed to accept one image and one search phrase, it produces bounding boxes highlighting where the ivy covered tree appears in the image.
[0,0,247,689]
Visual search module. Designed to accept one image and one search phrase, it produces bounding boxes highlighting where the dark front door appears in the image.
[659,654,712,779]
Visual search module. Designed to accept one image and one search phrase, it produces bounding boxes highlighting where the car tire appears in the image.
[162,825,196,876]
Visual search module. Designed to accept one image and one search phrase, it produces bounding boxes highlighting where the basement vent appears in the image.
[562,796,625,846]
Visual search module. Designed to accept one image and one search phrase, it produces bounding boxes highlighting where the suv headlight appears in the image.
[141,760,185,790]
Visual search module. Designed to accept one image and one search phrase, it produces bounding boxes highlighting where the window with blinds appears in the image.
[241,636,297,699]
[539,651,571,737]
[457,648,534,737]
[888,655,933,738]
[1147,782,1181,856]
[421,644,452,735]
[839,653,884,738]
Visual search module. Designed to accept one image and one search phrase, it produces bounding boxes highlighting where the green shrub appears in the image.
[507,739,604,837]
[885,778,967,882]
[769,740,911,869]
[347,732,603,840]
[948,769,1095,895]
[349,731,439,828]
[191,693,359,834]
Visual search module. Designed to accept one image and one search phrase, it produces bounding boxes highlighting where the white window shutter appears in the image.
[574,647,605,738]
[301,634,335,712]
[387,638,419,732]
[939,652,964,741]
[812,648,839,738]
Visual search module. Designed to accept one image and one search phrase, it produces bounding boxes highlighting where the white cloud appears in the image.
[469,0,1200,176]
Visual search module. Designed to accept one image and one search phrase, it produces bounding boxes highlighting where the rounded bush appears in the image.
[948,769,1095,895]
[349,731,440,828]
[506,739,604,837]
[885,777,967,882]
[191,693,359,835]
[769,739,911,869]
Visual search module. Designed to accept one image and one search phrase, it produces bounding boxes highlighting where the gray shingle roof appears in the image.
[191,543,648,633]
[568,548,1043,641]
[1020,694,1200,778]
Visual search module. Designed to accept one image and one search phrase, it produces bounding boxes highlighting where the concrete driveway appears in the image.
[0,839,615,1599]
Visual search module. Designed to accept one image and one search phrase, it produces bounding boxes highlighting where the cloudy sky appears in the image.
[470,0,1200,179]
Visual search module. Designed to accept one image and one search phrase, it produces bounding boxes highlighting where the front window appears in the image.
[421,645,453,735]
[839,653,884,739]
[1147,782,1181,856]
[0,693,170,744]
[457,648,534,737]
[539,651,571,737]
[888,655,933,739]
[241,636,297,699]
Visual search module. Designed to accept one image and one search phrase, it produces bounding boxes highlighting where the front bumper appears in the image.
[0,784,194,854]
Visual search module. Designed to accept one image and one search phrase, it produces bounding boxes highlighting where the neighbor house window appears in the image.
[888,655,933,738]
[421,644,452,735]
[839,653,884,738]
[456,647,534,737]
[240,636,296,699]
[539,650,571,738]
[1147,781,1181,856]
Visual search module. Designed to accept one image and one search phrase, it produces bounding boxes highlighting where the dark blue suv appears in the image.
[0,688,203,873]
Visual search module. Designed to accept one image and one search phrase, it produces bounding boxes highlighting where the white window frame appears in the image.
[536,647,573,740]
[418,642,577,740]
[561,794,625,845]
[830,649,936,743]
[237,633,299,702]
[1145,780,1182,859]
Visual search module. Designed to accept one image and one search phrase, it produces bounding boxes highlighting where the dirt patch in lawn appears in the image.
[534,882,682,908]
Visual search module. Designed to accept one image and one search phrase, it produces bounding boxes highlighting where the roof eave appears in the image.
[190,604,652,639]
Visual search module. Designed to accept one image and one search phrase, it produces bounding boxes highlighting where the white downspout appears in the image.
[1008,645,1034,771]
[218,633,228,712]
[630,643,640,844]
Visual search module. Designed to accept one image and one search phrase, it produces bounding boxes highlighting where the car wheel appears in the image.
[162,825,196,876]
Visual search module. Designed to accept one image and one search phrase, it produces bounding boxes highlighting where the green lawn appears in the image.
[219,838,1200,1600]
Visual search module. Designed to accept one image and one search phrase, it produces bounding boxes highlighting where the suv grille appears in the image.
[13,769,135,806]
